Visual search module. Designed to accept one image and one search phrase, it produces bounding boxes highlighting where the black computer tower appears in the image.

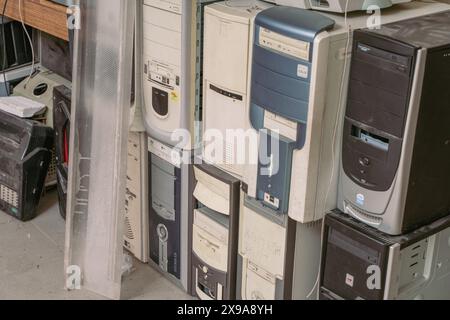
[53,85,72,219]
[339,11,450,235]
[0,20,33,71]
[320,211,450,300]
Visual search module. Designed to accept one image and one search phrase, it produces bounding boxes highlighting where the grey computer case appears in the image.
[339,11,450,235]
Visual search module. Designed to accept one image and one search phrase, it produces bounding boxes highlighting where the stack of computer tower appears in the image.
[235,0,450,300]
[237,5,339,300]
[141,0,222,293]
[201,1,376,300]
[142,0,192,291]
[135,0,450,301]
[319,10,450,300]
[198,0,274,300]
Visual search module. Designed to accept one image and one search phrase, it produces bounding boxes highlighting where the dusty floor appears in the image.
[0,189,191,300]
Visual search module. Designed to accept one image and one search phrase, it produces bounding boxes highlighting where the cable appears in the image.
[18,0,35,89]
[1,0,9,95]
[306,0,352,300]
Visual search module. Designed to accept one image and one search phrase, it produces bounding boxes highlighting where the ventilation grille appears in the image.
[124,216,135,240]
[0,184,19,208]
[45,147,57,186]
[348,202,383,224]
[343,202,394,244]
[399,239,428,288]
[407,242,427,269]
[222,140,235,173]
[221,139,243,177]
[345,202,383,224]
[305,220,322,229]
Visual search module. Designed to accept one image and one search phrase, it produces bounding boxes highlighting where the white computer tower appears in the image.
[142,0,219,149]
[124,132,149,263]
[202,0,272,179]
[237,195,322,300]
[237,196,294,300]
[191,163,240,300]
[124,2,149,263]
[13,68,71,130]
[130,0,146,132]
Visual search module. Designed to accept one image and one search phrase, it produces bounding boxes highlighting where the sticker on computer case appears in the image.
[170,91,179,102]
[264,193,280,209]
[345,274,354,287]
[356,194,365,207]
[297,64,309,79]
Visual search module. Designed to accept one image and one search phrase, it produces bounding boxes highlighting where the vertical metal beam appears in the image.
[64,0,135,300]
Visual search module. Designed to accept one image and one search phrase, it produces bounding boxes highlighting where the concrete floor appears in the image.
[0,189,191,300]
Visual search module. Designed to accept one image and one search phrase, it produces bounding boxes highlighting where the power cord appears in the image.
[18,0,35,89]
[1,0,9,95]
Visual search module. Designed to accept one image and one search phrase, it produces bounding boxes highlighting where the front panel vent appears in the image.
[0,184,19,208]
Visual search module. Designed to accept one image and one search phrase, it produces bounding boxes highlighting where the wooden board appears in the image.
[0,0,69,40]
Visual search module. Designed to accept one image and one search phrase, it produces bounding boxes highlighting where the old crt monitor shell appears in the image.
[13,68,72,187]
[339,10,450,235]
[265,0,411,12]
[13,68,72,129]
[0,110,53,221]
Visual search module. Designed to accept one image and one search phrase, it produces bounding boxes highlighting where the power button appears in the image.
[359,157,370,167]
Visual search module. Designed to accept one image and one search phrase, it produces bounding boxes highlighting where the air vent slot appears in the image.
[124,216,135,240]
[0,184,19,208]
[347,202,382,222]
[46,147,57,186]
[399,239,429,289]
